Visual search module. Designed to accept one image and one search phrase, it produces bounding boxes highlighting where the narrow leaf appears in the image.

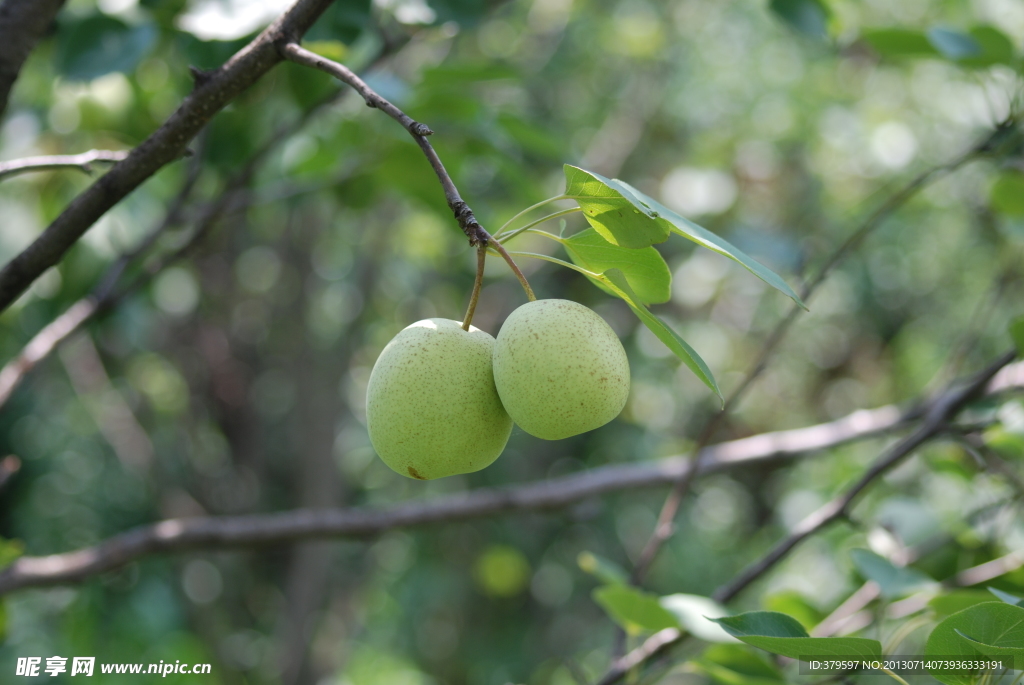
[961,26,1016,67]
[988,587,1024,607]
[850,549,935,599]
[862,28,938,57]
[564,165,670,247]
[710,612,882,661]
[601,269,721,399]
[613,180,806,309]
[564,227,672,304]
[593,584,681,633]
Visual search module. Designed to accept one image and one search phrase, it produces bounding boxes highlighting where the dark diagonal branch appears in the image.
[594,350,1018,685]
[0,86,354,410]
[2,359,1021,595]
[628,118,1022,584]
[279,42,536,299]
[711,349,1015,604]
[0,150,130,180]
[0,0,66,118]
[0,0,339,313]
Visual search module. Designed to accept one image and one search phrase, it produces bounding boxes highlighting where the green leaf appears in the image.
[989,587,1024,607]
[850,549,935,599]
[929,590,1003,617]
[1009,318,1024,358]
[710,612,882,661]
[593,584,681,634]
[660,594,738,643]
[577,551,629,585]
[695,644,785,685]
[612,181,807,309]
[991,173,1024,217]
[768,0,831,40]
[561,166,804,307]
[563,165,670,248]
[55,15,157,81]
[960,26,1017,67]
[862,29,938,57]
[926,602,1024,684]
[563,228,672,305]
[927,27,983,60]
[601,269,721,399]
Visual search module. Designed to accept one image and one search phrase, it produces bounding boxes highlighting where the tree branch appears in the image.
[0,0,66,118]
[592,350,1018,685]
[0,83,360,410]
[3,359,1022,595]
[0,0,339,313]
[0,150,131,180]
[279,42,494,251]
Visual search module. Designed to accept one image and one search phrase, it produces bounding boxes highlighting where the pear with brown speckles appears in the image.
[493,299,630,440]
[366,319,513,479]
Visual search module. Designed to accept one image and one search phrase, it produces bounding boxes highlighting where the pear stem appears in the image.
[462,244,486,331]
[488,236,536,301]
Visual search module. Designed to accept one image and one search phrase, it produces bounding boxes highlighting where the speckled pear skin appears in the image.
[493,299,630,440]
[366,318,513,480]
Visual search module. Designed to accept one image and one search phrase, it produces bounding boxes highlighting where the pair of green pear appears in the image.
[366,299,630,480]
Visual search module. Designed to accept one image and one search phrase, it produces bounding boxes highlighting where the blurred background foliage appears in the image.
[0,0,1023,683]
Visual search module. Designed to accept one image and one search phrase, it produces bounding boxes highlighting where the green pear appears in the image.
[492,299,630,440]
[366,318,513,480]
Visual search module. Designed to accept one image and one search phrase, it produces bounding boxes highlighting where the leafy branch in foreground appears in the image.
[593,349,1019,685]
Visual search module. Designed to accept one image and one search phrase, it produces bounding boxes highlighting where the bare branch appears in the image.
[279,42,493,247]
[0,0,66,118]
[0,150,130,181]
[0,0,339,313]
[629,119,1021,585]
[595,628,682,685]
[0,401,923,594]
[4,358,1023,595]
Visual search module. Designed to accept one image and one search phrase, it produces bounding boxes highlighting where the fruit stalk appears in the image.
[487,237,536,302]
[462,244,487,331]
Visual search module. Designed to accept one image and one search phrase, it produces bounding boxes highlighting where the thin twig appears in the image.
[462,245,486,330]
[279,42,537,300]
[0,150,130,180]
[628,119,1021,585]
[489,237,537,301]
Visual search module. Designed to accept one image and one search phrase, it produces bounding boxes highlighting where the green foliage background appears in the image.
[0,0,1023,683]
